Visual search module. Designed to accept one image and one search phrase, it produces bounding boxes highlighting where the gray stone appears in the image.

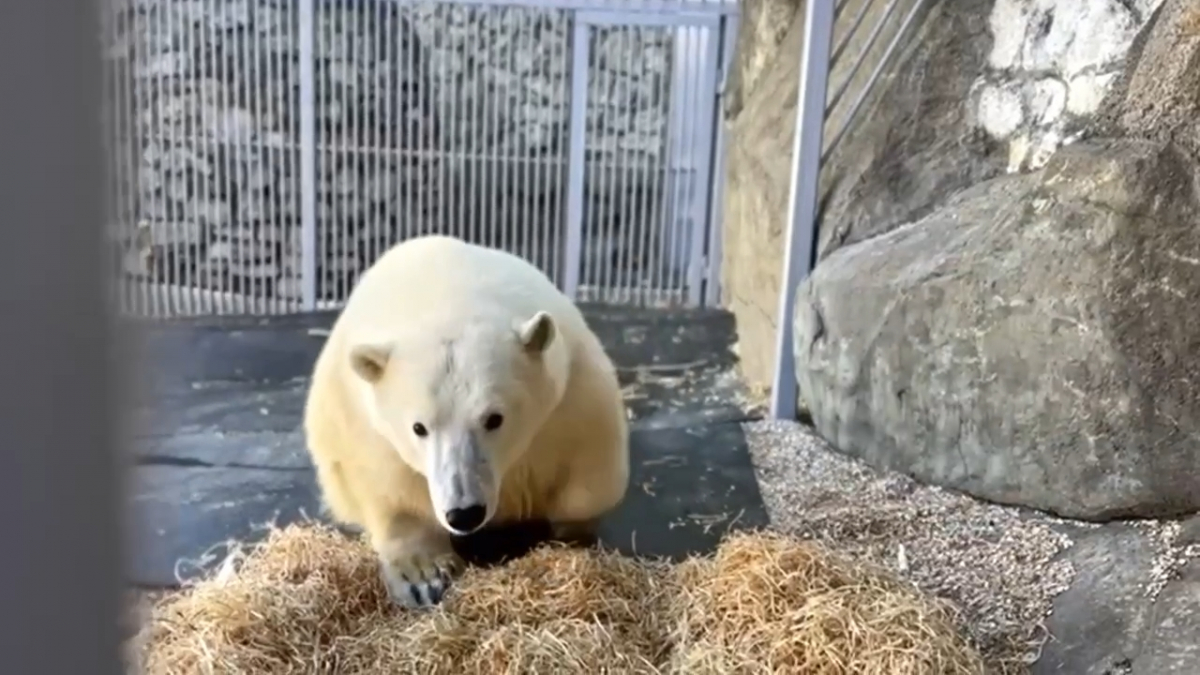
[792,138,1200,520]
[1176,515,1200,547]
[813,0,1005,260]
[1133,560,1200,673]
[1033,524,1155,674]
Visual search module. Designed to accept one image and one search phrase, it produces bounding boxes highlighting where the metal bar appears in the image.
[769,0,835,421]
[686,20,721,306]
[614,25,637,304]
[828,0,874,69]
[823,0,925,163]
[576,8,722,28]
[824,0,901,117]
[298,0,318,311]
[562,16,590,299]
[386,0,738,17]
[703,11,737,307]
[0,0,124,665]
[629,24,654,306]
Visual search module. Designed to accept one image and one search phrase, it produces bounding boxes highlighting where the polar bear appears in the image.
[302,235,630,608]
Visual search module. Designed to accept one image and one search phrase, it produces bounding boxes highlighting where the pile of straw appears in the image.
[131,523,987,674]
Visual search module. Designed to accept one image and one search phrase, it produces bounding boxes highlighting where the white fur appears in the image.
[302,235,630,607]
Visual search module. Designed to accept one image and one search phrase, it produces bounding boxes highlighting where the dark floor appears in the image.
[124,305,770,588]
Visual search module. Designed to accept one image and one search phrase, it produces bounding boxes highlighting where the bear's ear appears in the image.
[517,311,556,354]
[349,342,393,383]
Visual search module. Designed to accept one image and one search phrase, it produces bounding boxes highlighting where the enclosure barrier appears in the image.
[769,0,929,420]
[100,0,738,318]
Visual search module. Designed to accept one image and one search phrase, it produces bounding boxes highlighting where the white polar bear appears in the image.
[302,235,631,607]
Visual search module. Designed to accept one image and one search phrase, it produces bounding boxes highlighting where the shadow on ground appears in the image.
[123,305,770,588]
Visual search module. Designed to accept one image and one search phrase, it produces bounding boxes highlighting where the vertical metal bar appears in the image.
[686,19,720,307]
[439,4,451,236]
[155,1,171,316]
[143,6,152,315]
[270,6,282,314]
[494,9,509,251]
[286,0,300,312]
[615,25,636,304]
[632,25,654,306]
[251,2,264,314]
[336,1,349,304]
[587,25,607,301]
[216,0,232,315]
[179,3,194,315]
[769,0,834,420]
[651,22,680,303]
[457,8,471,244]
[234,1,249,315]
[703,11,736,307]
[475,9,489,249]
[352,0,364,297]
[299,0,318,311]
[406,10,418,243]
[518,12,533,264]
[563,16,590,299]
[669,23,696,303]
[368,2,380,281]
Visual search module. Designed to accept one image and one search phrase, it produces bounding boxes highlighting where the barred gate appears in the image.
[100,0,737,318]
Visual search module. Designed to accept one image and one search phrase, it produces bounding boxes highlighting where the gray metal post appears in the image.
[768,0,835,421]
[563,17,590,299]
[703,11,738,308]
[299,0,318,311]
[0,0,123,671]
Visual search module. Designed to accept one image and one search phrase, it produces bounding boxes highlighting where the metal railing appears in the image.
[769,0,929,419]
[100,0,738,318]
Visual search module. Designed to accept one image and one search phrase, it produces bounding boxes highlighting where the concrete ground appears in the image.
[123,305,770,591]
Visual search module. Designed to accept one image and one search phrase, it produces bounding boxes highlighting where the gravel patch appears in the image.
[743,419,1079,673]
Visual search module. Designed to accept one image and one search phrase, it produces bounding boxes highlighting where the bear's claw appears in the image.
[380,550,463,608]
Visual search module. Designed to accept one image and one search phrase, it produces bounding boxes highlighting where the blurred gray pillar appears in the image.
[0,0,126,674]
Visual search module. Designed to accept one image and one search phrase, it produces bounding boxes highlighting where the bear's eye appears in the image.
[483,413,504,431]
[412,422,428,438]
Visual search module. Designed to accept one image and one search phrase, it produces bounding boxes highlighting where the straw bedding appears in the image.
[131,522,988,675]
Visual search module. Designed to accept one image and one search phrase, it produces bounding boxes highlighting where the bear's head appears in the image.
[349,310,567,536]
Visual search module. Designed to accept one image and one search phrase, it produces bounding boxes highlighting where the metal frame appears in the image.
[566,8,726,304]
[299,0,319,312]
[768,0,929,419]
[702,9,738,307]
[105,0,739,318]
[768,0,834,421]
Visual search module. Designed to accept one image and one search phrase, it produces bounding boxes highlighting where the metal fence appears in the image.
[769,0,930,419]
[100,0,738,318]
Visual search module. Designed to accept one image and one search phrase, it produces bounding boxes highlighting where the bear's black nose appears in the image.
[446,505,487,533]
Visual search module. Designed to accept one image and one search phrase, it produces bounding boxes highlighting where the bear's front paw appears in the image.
[380,547,464,609]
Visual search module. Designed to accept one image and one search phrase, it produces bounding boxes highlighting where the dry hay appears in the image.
[131,522,988,675]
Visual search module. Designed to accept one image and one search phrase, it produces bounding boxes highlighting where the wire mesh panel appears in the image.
[312,1,577,305]
[100,0,735,318]
[103,0,306,317]
[571,11,720,307]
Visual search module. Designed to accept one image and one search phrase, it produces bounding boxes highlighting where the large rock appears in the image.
[1098,0,1200,158]
[719,0,1163,393]
[1032,521,1200,675]
[791,137,1200,520]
